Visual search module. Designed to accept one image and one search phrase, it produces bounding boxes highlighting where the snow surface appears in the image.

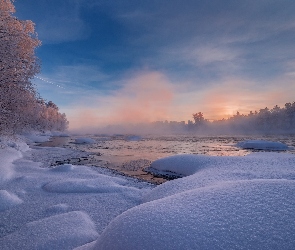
[149,154,218,176]
[96,179,295,250]
[24,134,51,143]
[1,135,295,250]
[237,139,289,150]
[1,211,98,250]
[0,136,152,250]
[74,137,96,144]
[0,190,23,212]
[95,152,295,250]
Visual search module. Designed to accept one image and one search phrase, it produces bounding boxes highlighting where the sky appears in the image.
[13,0,295,131]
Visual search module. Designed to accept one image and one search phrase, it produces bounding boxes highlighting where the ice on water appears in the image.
[74,137,96,144]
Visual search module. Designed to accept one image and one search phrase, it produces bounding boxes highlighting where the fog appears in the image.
[63,71,295,135]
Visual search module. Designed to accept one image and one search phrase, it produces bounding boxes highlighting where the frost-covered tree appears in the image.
[36,100,69,132]
[0,82,39,133]
[0,0,68,134]
[0,0,40,91]
[193,112,205,124]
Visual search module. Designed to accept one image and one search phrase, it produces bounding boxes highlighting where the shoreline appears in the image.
[38,136,168,185]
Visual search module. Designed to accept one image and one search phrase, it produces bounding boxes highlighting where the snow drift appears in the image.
[236,139,289,150]
[96,179,295,250]
[94,152,295,250]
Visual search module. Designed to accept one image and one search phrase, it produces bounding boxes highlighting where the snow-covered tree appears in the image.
[193,112,205,124]
[0,0,68,134]
[0,0,40,91]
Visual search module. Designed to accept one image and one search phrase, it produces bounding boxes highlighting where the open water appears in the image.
[70,134,295,165]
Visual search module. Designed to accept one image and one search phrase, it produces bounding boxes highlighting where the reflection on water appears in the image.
[72,134,295,165]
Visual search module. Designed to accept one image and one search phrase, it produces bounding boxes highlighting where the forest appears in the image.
[192,102,295,134]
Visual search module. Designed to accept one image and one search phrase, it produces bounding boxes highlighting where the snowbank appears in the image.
[96,179,295,250]
[0,138,26,181]
[74,137,96,144]
[149,154,218,176]
[237,139,289,150]
[0,135,152,250]
[0,190,23,212]
[43,177,137,193]
[94,152,295,250]
[0,211,99,250]
[144,152,295,202]
[24,133,51,143]
[2,134,295,250]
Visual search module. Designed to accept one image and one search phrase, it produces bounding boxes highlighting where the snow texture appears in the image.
[0,136,152,250]
[0,190,23,211]
[96,179,295,250]
[24,134,51,143]
[94,152,295,250]
[43,177,137,193]
[0,144,23,181]
[149,154,218,176]
[0,211,99,250]
[236,139,289,150]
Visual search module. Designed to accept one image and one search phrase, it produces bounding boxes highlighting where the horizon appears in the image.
[14,0,295,131]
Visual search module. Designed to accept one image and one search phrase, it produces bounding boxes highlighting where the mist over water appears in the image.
[69,134,295,168]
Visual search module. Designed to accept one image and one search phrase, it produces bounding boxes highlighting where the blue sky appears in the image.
[14,0,295,130]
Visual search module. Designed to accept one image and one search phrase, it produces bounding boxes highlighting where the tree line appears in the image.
[0,0,68,135]
[192,102,295,134]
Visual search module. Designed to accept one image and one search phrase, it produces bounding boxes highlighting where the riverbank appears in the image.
[1,134,295,249]
[0,136,154,249]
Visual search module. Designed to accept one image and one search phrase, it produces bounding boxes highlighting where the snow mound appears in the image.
[74,138,96,144]
[43,177,134,193]
[50,164,75,172]
[237,140,289,150]
[0,147,22,182]
[149,154,217,176]
[6,141,30,152]
[0,211,99,250]
[0,190,23,212]
[95,179,295,250]
[25,134,51,143]
[144,152,295,202]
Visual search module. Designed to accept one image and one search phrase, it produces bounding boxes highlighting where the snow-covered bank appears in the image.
[0,136,153,250]
[1,136,295,249]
